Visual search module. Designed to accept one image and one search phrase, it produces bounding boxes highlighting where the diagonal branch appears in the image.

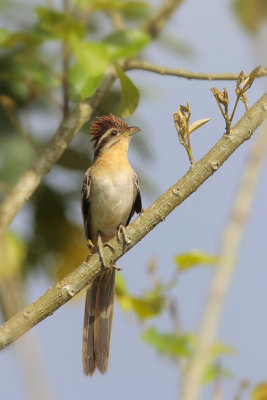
[0,92,266,350]
[125,60,267,81]
[0,0,183,236]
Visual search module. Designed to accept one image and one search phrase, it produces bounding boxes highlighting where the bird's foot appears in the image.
[117,224,131,246]
[97,233,121,271]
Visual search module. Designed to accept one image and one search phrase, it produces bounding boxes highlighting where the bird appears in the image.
[81,114,142,376]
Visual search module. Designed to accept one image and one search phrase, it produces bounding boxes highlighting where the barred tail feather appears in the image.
[82,269,115,375]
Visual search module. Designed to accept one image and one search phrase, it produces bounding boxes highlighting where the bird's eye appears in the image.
[112,130,119,136]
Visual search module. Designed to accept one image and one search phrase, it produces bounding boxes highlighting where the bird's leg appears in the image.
[97,232,122,271]
[117,224,131,246]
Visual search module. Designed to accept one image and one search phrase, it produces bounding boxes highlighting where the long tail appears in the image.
[82,269,115,376]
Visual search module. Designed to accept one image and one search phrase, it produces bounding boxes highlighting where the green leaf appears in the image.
[116,66,139,117]
[202,363,233,384]
[69,39,109,100]
[189,118,211,134]
[174,251,218,272]
[142,328,194,357]
[104,28,150,60]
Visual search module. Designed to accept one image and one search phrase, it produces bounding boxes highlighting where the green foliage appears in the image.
[76,0,151,19]
[116,66,140,117]
[69,29,149,100]
[142,328,194,357]
[0,0,153,284]
[35,7,85,40]
[174,251,218,271]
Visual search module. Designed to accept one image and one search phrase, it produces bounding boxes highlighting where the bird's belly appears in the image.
[90,174,133,241]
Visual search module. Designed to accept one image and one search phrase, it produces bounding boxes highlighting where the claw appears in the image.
[97,233,109,269]
[103,242,115,253]
[111,265,123,272]
[117,224,131,246]
[97,232,118,270]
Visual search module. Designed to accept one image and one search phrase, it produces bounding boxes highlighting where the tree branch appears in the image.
[181,122,267,400]
[0,0,183,236]
[142,0,185,38]
[0,92,266,350]
[125,60,267,81]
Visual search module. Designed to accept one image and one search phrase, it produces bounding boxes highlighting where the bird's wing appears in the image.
[81,168,92,240]
[126,171,142,226]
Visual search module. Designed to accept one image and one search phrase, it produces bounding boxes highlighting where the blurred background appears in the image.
[0,0,267,399]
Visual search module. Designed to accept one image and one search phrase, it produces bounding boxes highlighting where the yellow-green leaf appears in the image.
[104,28,150,61]
[174,251,218,271]
[130,291,163,319]
[189,118,211,134]
[35,7,85,39]
[116,66,139,117]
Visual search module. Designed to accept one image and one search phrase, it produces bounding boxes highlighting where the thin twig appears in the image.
[125,60,267,81]
[108,10,125,30]
[181,122,267,400]
[142,0,184,38]
[0,92,266,350]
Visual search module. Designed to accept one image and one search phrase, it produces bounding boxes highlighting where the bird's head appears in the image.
[90,114,140,158]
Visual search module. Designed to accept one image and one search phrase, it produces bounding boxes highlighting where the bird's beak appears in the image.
[124,126,141,137]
